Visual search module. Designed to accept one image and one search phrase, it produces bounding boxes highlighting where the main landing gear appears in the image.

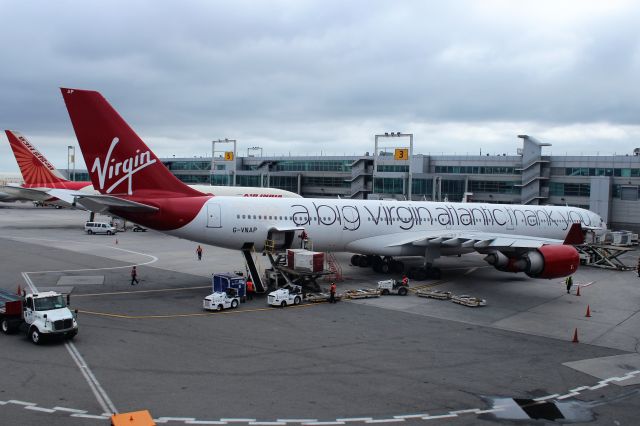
[351,255,404,274]
[350,255,442,280]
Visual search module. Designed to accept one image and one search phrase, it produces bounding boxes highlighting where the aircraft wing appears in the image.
[0,185,55,202]
[347,224,583,254]
[74,195,159,214]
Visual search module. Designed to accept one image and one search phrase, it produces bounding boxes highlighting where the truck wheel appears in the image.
[107,230,113,235]
[294,296,301,305]
[381,289,390,295]
[231,300,239,309]
[29,327,41,345]
[1,319,11,334]
[87,230,93,235]
[280,301,287,308]
[217,304,224,311]
[398,287,408,296]
[67,330,78,340]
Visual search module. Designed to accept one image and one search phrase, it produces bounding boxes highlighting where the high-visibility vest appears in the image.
[247,281,254,291]
[330,284,336,293]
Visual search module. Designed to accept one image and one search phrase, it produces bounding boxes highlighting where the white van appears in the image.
[84,222,117,235]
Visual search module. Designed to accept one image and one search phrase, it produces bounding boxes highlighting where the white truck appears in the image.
[203,288,241,311]
[0,289,78,344]
[268,284,303,307]
[377,279,409,296]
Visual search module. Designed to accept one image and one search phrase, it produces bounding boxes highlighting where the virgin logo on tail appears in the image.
[92,138,156,195]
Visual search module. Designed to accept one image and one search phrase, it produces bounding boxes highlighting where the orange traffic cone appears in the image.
[576,285,581,296]
[585,305,591,317]
[572,328,579,343]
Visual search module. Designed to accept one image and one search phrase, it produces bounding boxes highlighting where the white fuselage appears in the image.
[167,197,605,256]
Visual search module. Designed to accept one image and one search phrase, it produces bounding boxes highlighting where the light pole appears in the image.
[67,146,75,181]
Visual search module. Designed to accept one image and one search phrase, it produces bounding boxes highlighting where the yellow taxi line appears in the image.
[72,286,211,297]
[77,302,318,319]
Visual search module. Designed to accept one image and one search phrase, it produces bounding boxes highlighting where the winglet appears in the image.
[563,223,584,245]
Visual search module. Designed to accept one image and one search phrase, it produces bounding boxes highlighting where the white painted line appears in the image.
[588,383,609,390]
[556,392,579,400]
[156,418,197,423]
[277,419,318,423]
[476,408,505,414]
[0,401,6,406]
[12,237,159,274]
[249,422,287,425]
[337,418,373,422]
[65,341,118,415]
[25,406,56,413]
[186,421,229,425]
[392,414,428,419]
[450,408,481,414]
[7,400,36,406]
[24,267,118,417]
[568,386,590,393]
[71,413,109,419]
[364,419,405,423]
[420,414,458,420]
[302,422,346,425]
[533,394,560,402]
[220,419,257,423]
[20,272,37,294]
[53,406,88,414]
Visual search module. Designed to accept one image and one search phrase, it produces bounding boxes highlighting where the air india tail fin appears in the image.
[60,88,202,198]
[5,130,69,185]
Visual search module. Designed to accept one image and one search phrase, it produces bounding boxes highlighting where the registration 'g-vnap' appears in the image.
[61,88,607,280]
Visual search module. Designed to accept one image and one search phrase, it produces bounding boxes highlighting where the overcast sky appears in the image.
[1,0,639,173]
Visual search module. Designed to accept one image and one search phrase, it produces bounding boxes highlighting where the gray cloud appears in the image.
[1,0,639,172]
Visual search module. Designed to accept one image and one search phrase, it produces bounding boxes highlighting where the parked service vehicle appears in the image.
[84,221,117,235]
[203,288,241,311]
[268,284,303,307]
[132,224,147,232]
[0,289,78,344]
[377,279,409,296]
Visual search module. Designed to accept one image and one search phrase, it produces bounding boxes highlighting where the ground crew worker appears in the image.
[300,230,308,248]
[401,275,409,286]
[329,282,337,303]
[196,245,203,261]
[131,266,139,286]
[246,279,254,300]
[565,275,573,294]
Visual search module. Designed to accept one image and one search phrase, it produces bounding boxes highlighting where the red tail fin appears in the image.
[5,130,68,185]
[60,88,202,198]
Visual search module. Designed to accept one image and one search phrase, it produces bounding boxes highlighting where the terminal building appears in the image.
[66,134,640,232]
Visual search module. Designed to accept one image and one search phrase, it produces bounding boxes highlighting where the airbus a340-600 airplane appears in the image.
[61,87,606,280]
[1,130,300,208]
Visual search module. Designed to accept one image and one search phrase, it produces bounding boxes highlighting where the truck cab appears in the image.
[23,292,78,344]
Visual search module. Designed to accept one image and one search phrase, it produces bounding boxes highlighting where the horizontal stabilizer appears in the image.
[0,185,54,202]
[75,195,159,214]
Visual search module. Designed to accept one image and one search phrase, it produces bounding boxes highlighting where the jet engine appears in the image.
[484,245,579,279]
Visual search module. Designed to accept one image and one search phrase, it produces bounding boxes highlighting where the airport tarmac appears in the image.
[1,203,639,425]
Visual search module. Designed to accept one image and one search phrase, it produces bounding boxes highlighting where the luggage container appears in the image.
[212,273,246,300]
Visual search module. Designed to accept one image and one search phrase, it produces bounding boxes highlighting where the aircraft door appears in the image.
[207,204,222,228]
